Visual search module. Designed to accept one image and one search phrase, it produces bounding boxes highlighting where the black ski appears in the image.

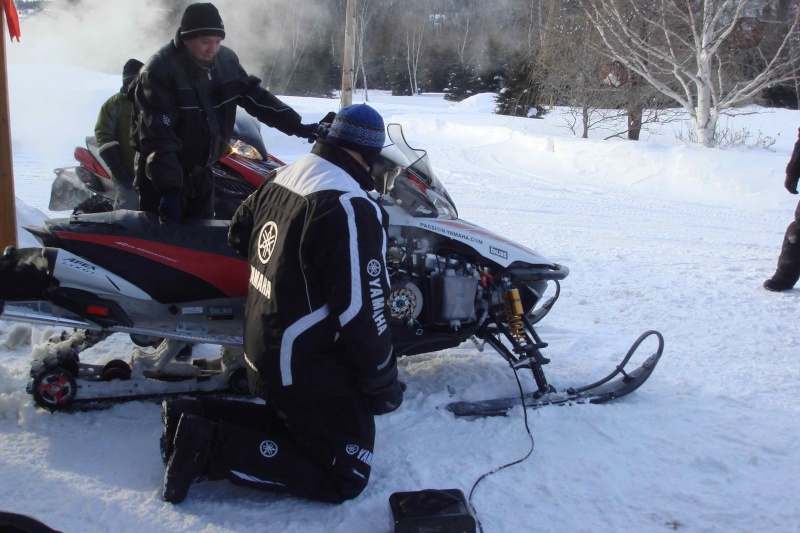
[446,330,664,417]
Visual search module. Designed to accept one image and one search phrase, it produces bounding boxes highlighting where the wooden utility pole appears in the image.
[340,0,357,109]
[0,16,17,249]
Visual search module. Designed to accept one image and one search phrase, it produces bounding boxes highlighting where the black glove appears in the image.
[365,378,404,415]
[362,357,404,415]
[295,123,319,143]
[785,174,799,195]
[112,166,134,189]
[159,195,182,222]
[99,142,134,189]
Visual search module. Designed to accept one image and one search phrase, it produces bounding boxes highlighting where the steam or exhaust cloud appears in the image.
[8,0,334,84]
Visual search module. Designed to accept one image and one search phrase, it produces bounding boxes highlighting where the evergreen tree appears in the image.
[443,62,477,102]
[495,52,546,118]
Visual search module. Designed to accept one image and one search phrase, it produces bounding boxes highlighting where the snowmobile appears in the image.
[0,123,664,415]
[48,108,283,219]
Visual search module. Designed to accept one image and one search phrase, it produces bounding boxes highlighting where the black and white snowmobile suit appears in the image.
[228,141,396,404]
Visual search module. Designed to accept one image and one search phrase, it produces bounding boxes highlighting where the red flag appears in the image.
[2,0,20,42]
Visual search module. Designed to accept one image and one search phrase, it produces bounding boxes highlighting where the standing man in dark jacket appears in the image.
[159,104,403,504]
[764,127,800,292]
[95,58,142,210]
[131,2,318,221]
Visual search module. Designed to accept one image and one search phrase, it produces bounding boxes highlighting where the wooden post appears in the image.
[340,0,357,109]
[0,16,17,249]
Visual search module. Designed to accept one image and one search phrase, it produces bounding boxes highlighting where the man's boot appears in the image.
[160,399,204,465]
[162,413,215,504]
[765,217,800,292]
[763,277,796,292]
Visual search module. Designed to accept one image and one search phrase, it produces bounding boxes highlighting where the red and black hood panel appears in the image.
[25,211,248,304]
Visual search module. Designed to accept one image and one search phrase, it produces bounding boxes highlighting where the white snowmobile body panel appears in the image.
[382,202,555,269]
[53,249,152,300]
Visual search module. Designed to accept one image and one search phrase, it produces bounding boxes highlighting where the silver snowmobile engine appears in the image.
[386,234,480,330]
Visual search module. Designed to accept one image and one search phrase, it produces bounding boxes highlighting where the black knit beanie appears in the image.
[180,3,225,40]
[122,59,143,87]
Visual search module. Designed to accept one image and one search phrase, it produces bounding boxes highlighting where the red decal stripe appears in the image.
[54,232,248,296]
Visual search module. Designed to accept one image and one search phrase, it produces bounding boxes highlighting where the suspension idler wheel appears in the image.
[31,366,77,411]
[227,368,250,396]
[101,359,132,381]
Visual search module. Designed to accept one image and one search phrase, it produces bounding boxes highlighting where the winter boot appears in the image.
[162,413,215,504]
[763,277,796,292]
[160,398,204,465]
[766,214,800,292]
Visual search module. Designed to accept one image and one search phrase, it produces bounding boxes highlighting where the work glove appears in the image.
[362,356,404,415]
[784,174,799,195]
[295,123,320,143]
[159,195,182,222]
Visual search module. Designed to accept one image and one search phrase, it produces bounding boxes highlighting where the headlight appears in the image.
[428,190,458,219]
[230,140,263,160]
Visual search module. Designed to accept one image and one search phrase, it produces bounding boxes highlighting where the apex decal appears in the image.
[62,257,97,274]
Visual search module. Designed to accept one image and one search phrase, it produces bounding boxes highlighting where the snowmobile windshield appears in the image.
[229,109,268,161]
[373,123,458,219]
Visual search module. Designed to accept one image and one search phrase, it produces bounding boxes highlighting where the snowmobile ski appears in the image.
[445,330,664,417]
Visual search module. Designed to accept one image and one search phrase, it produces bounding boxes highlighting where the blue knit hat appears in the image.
[327,104,385,167]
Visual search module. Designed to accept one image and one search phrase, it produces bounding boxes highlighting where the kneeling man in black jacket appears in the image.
[160,104,403,505]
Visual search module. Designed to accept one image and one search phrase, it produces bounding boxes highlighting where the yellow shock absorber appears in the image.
[503,288,527,348]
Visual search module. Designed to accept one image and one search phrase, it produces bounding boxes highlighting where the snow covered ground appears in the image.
[2,60,800,533]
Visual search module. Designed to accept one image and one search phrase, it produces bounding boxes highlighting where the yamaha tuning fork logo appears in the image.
[260,440,278,458]
[367,259,381,277]
[257,221,278,264]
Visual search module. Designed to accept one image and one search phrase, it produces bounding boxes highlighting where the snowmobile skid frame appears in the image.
[22,328,250,412]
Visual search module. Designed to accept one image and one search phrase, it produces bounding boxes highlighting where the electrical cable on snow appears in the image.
[467,364,535,533]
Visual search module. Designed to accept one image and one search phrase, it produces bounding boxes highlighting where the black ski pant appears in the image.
[192,395,376,503]
[771,200,800,285]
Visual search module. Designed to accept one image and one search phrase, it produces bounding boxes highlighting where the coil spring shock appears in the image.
[503,288,528,348]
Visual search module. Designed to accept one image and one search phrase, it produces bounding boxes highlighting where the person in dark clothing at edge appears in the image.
[95,58,143,210]
[130,2,319,222]
[764,127,800,292]
[159,104,404,505]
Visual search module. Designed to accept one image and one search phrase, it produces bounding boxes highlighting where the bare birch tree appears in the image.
[353,0,376,101]
[406,21,426,95]
[581,0,800,146]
